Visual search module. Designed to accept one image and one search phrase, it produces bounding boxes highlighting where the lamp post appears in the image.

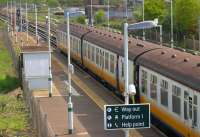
[124,20,158,137]
[35,4,38,44]
[158,25,162,46]
[107,0,110,29]
[14,1,17,43]
[26,2,28,42]
[66,11,74,134]
[46,8,52,98]
[125,0,128,20]
[20,0,22,32]
[170,0,174,48]
[142,0,145,40]
[90,0,93,26]
[11,0,13,36]
[7,1,9,32]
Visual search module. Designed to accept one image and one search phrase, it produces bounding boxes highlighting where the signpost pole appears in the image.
[67,12,74,134]
[124,22,129,137]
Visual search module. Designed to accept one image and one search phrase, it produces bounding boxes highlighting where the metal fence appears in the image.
[23,76,56,137]
[3,28,57,137]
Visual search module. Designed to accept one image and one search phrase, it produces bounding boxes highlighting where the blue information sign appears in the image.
[104,103,150,130]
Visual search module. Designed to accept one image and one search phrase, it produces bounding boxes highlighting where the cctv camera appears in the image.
[129,84,136,95]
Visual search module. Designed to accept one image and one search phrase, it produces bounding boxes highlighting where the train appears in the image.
[56,23,200,137]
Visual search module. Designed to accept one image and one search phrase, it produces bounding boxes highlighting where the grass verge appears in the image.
[0,21,20,94]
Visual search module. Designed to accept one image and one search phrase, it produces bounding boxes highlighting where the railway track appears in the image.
[0,11,167,137]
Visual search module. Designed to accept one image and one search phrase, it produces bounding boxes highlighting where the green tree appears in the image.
[58,0,84,7]
[174,0,200,36]
[94,9,105,24]
[134,0,166,23]
[47,0,60,7]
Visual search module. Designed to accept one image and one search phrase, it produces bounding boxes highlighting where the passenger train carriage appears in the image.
[56,24,200,137]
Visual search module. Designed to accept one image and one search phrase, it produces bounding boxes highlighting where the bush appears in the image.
[76,16,86,25]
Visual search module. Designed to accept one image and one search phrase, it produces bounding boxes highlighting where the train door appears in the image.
[184,90,198,136]
[99,49,104,78]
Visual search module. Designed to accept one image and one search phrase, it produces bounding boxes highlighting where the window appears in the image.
[100,50,104,68]
[193,95,198,127]
[172,85,181,116]
[184,91,189,120]
[105,52,109,70]
[141,70,147,95]
[160,80,168,107]
[110,54,115,73]
[87,44,91,59]
[150,74,157,100]
[91,46,95,62]
[96,48,99,65]
[83,42,87,57]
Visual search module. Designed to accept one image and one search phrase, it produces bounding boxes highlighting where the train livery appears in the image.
[56,24,200,137]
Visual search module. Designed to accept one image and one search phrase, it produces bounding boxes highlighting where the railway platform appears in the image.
[7,30,166,137]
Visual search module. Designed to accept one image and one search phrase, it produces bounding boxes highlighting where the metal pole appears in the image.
[7,1,9,32]
[26,2,28,42]
[48,8,52,98]
[159,25,162,46]
[142,0,145,40]
[20,0,22,32]
[11,0,13,36]
[125,0,128,20]
[107,0,110,29]
[15,1,17,43]
[35,4,38,44]
[171,0,174,48]
[67,12,74,134]
[199,17,200,51]
[90,0,93,26]
[124,23,129,137]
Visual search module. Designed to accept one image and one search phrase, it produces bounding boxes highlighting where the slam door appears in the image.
[184,90,198,130]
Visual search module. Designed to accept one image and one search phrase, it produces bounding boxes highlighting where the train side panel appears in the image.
[139,66,200,137]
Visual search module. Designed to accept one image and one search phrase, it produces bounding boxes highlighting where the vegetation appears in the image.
[94,9,106,24]
[0,21,31,137]
[134,0,166,23]
[0,95,29,137]
[0,22,19,94]
[174,0,200,36]
[57,0,84,7]
[76,16,86,24]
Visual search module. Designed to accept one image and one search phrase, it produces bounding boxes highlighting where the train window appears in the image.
[184,91,189,120]
[88,44,91,59]
[96,48,100,65]
[150,74,157,100]
[121,61,124,78]
[83,43,86,57]
[193,95,198,127]
[110,54,115,74]
[141,70,147,95]
[100,50,104,68]
[92,46,95,62]
[172,85,181,116]
[105,52,109,71]
[160,80,168,108]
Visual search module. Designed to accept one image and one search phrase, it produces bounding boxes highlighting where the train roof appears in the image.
[57,24,200,91]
